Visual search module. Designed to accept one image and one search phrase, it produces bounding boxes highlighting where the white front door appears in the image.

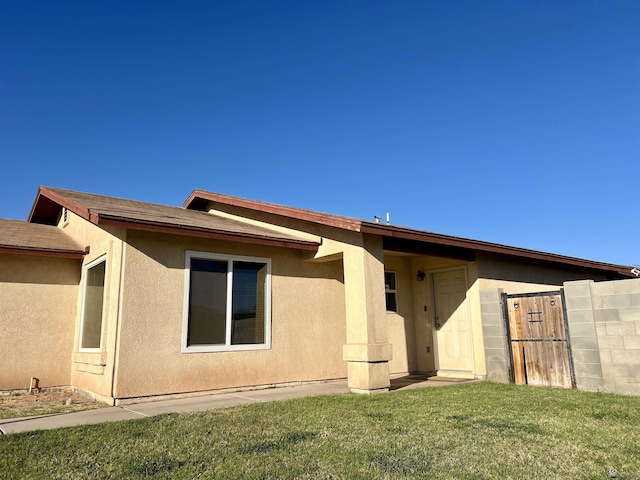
[432,269,474,377]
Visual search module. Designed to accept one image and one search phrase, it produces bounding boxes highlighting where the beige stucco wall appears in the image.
[59,211,126,402]
[340,234,392,392]
[383,254,417,374]
[200,204,394,394]
[56,207,392,400]
[0,253,80,390]
[112,230,347,399]
[476,253,610,294]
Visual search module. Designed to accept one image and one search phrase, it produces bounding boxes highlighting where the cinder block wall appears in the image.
[563,281,605,392]
[482,279,640,396]
[479,289,510,382]
[565,278,640,396]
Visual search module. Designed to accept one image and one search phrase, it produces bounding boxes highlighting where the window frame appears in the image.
[182,250,272,353]
[78,255,107,352]
[384,270,398,313]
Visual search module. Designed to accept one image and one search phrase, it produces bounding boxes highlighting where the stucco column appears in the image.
[342,234,392,394]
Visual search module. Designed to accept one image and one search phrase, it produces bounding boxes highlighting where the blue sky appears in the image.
[1,1,638,266]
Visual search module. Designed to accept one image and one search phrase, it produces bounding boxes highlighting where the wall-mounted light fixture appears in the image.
[416,270,426,282]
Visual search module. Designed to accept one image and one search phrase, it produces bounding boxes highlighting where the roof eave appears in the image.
[29,188,318,251]
[28,186,91,224]
[0,245,85,259]
[95,215,320,251]
[361,223,633,277]
[184,190,363,232]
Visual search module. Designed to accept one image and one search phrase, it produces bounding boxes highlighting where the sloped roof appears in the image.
[0,218,85,258]
[359,221,633,276]
[186,189,633,278]
[29,187,319,250]
[185,189,363,231]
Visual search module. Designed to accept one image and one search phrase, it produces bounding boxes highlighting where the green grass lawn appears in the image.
[1,382,639,479]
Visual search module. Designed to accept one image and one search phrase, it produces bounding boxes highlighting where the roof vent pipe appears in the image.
[386,212,390,225]
[374,216,381,223]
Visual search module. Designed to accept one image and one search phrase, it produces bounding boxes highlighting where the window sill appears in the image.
[182,344,271,354]
[72,351,107,366]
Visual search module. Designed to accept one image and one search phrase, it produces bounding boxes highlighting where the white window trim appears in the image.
[78,255,107,352]
[182,250,272,353]
[385,270,398,313]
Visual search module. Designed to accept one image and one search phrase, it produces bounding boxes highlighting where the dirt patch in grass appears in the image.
[0,389,106,420]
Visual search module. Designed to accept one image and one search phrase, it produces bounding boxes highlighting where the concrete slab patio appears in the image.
[0,376,476,434]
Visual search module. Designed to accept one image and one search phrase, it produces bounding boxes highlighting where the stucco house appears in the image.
[0,187,633,404]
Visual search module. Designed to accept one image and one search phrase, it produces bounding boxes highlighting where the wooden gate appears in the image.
[502,291,575,389]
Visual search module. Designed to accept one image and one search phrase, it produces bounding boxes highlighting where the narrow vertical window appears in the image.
[80,257,106,350]
[231,261,267,345]
[188,259,228,346]
[385,271,398,313]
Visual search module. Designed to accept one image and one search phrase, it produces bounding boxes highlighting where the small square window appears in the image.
[385,271,398,313]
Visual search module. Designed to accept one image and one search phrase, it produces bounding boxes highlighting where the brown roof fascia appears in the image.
[361,222,633,277]
[95,216,320,251]
[28,186,91,223]
[0,245,85,259]
[184,190,363,232]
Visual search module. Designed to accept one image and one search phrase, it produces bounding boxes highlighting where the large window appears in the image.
[384,271,398,313]
[182,251,271,352]
[79,256,106,350]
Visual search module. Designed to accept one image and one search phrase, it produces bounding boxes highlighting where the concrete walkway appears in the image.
[0,376,475,434]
